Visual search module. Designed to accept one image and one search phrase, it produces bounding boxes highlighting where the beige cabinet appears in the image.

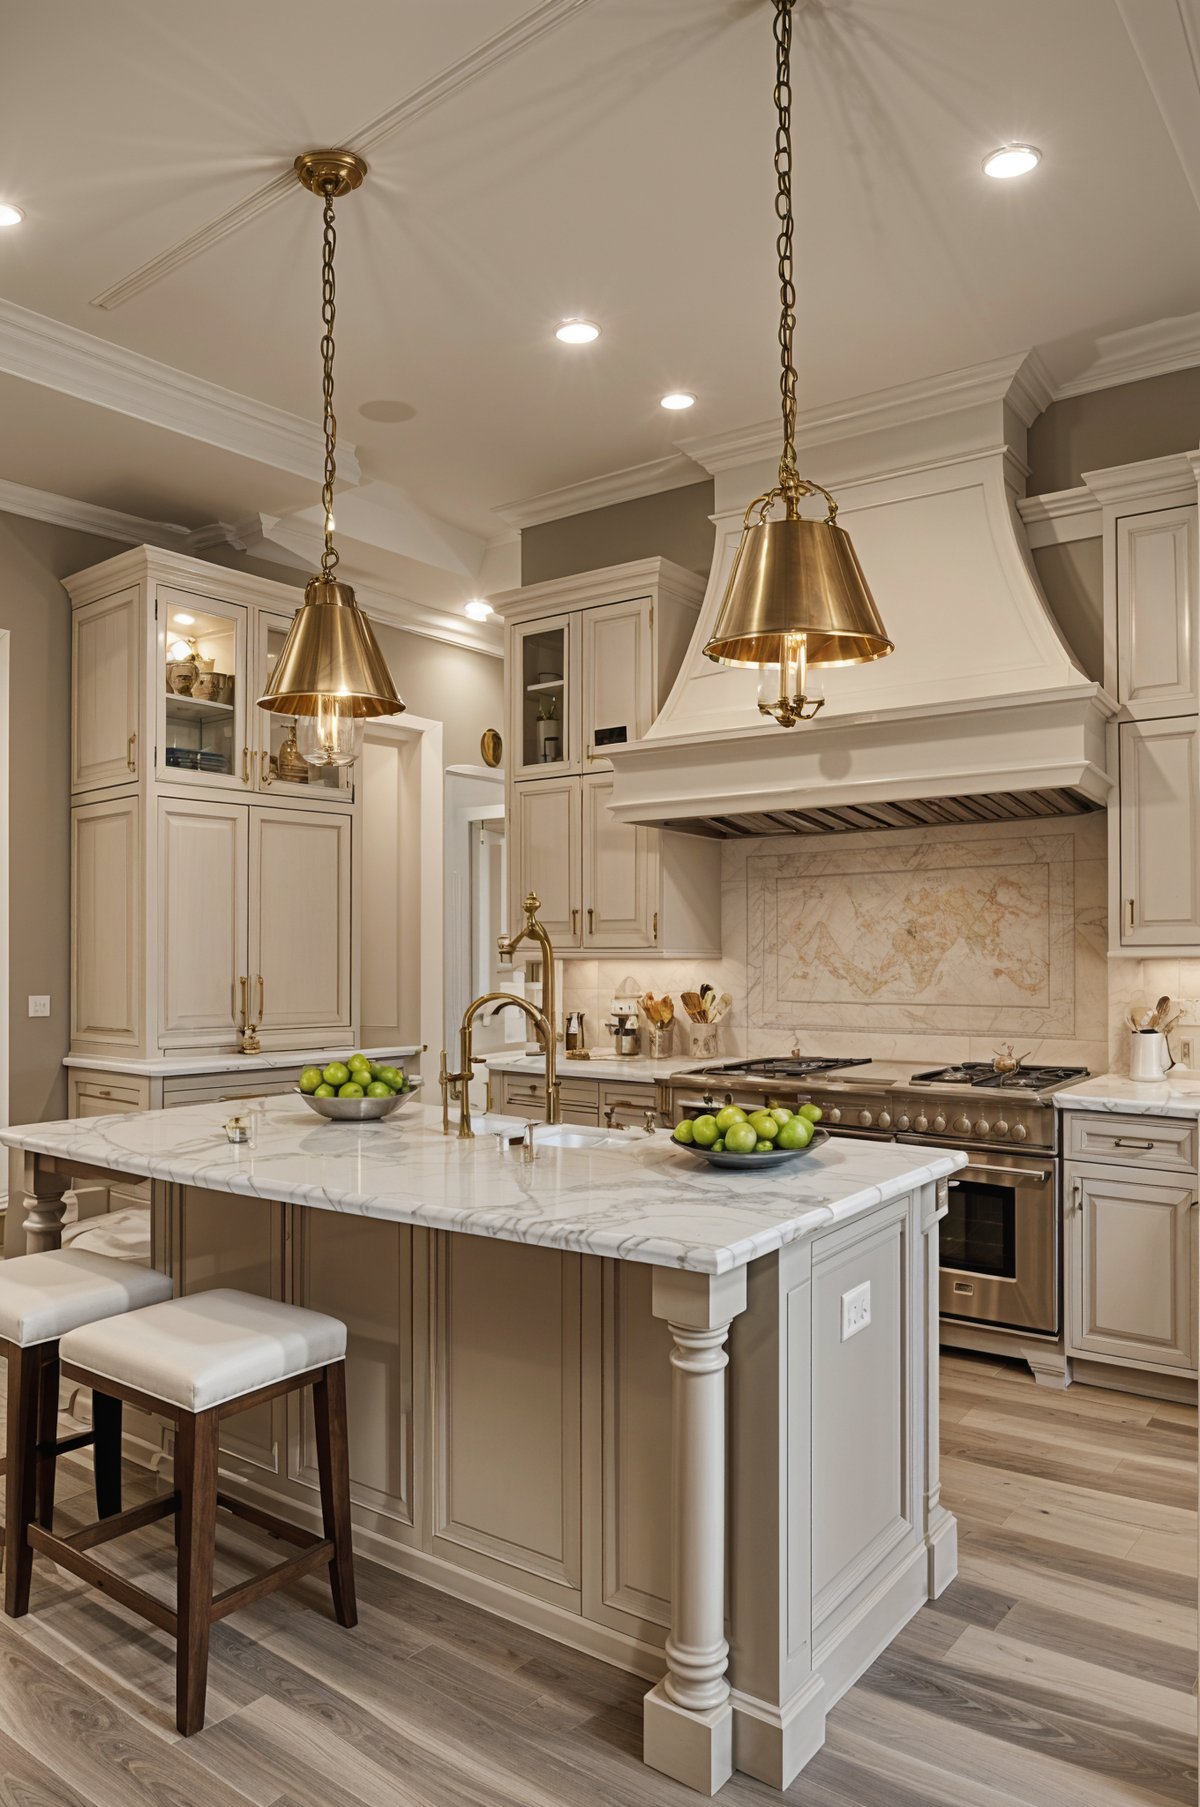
[71,587,141,790]
[582,597,653,770]
[1117,719,1200,946]
[582,775,656,948]
[250,807,352,1038]
[71,796,141,1052]
[509,612,580,781]
[157,797,248,1047]
[1067,1167,1196,1373]
[1116,506,1198,718]
[512,775,582,945]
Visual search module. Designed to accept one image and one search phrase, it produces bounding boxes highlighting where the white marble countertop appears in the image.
[2,1098,964,1276]
[1054,1072,1200,1119]
[487,1050,706,1084]
[63,1045,421,1079]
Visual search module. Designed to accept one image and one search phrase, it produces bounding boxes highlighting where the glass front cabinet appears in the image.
[66,545,360,1058]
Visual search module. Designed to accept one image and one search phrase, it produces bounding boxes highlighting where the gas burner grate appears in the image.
[911,1062,1089,1092]
[688,1057,869,1080]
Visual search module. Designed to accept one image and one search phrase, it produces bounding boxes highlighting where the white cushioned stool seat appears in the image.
[0,1249,173,1348]
[58,1289,347,1413]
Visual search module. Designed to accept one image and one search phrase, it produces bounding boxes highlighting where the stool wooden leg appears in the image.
[174,1408,219,1736]
[35,1347,59,1531]
[4,1346,42,1616]
[92,1392,123,1520]
[312,1362,356,1629]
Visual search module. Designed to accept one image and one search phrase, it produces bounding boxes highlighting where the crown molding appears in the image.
[1052,310,1200,400]
[494,453,705,529]
[0,298,356,485]
[1016,486,1103,548]
[1081,449,1200,509]
[0,476,192,547]
[90,0,596,311]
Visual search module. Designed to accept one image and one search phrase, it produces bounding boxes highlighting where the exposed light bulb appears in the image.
[555,319,600,344]
[168,639,194,661]
[0,204,24,228]
[660,391,696,410]
[983,144,1041,179]
[296,695,364,768]
[464,599,493,621]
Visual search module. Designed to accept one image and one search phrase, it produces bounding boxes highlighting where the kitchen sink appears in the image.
[531,1127,624,1149]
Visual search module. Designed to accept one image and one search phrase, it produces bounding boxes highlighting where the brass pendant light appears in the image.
[258,150,403,766]
[703,0,893,726]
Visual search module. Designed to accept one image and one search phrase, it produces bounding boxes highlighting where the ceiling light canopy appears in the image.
[0,204,24,227]
[983,144,1041,179]
[555,319,600,344]
[258,150,403,767]
[464,599,493,621]
[703,0,892,727]
[660,392,696,411]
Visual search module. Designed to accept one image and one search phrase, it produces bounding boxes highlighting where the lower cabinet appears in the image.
[1066,1164,1197,1373]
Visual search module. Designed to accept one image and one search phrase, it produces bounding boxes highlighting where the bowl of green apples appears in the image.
[669,1101,826,1169]
[296,1056,421,1121]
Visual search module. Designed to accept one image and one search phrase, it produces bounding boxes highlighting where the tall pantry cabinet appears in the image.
[67,547,357,1059]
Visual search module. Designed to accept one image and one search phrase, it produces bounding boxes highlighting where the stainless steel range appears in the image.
[669,1055,1091,1338]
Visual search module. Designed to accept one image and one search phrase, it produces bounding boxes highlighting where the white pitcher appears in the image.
[1129,1030,1173,1082]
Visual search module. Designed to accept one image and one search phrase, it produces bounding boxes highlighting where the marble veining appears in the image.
[487,1051,706,1083]
[1054,1073,1200,1120]
[2,1099,963,1277]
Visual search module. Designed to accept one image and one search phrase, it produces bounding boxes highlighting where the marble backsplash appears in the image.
[564,813,1116,1075]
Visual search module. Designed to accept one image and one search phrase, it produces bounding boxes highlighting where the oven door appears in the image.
[913,1144,1058,1336]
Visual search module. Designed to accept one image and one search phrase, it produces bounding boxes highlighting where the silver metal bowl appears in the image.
[297,1076,423,1122]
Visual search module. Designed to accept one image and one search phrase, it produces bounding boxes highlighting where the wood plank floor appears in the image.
[0,1349,1193,1806]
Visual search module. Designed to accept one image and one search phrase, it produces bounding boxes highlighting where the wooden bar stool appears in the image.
[22,1288,356,1735]
[0,1249,174,1615]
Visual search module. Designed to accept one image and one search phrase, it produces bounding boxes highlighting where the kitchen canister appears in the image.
[687,1022,719,1060]
[1129,1029,1173,1082]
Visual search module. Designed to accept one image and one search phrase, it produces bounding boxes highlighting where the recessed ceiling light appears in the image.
[660,391,696,411]
[555,319,600,344]
[983,144,1041,179]
[464,599,493,621]
[172,613,195,627]
[0,204,24,227]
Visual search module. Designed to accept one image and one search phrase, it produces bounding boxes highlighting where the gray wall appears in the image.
[521,480,714,585]
[1028,367,1200,492]
[371,623,503,767]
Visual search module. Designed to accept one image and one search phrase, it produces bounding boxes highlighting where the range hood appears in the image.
[607,352,1115,836]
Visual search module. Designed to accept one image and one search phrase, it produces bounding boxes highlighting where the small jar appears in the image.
[687,1023,718,1060]
[646,1022,672,1060]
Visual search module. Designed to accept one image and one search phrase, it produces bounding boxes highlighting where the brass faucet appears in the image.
[440,892,562,1137]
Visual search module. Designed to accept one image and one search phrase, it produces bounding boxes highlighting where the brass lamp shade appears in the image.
[705,515,893,669]
[258,577,404,717]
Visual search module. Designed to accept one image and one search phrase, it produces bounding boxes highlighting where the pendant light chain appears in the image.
[319,182,340,578]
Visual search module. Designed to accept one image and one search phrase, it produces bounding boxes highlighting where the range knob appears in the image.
[894,1112,910,1131]
[993,1119,1009,1139]
[828,1106,842,1124]
[877,1110,893,1130]
[974,1119,990,1138]
[932,1114,947,1134]
[953,1115,971,1135]
[1011,1121,1027,1141]
[858,1109,873,1127]
[914,1114,928,1133]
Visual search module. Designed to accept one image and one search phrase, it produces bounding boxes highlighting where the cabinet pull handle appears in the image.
[571,907,579,935]
[652,910,659,942]
[1114,1137,1155,1150]
[126,731,137,772]
[587,907,594,934]
[1124,897,1135,933]
[261,748,273,787]
[242,746,251,785]
[257,975,265,1022]
[1070,1177,1082,1214]
[238,975,248,1030]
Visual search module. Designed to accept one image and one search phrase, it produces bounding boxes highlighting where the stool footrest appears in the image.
[38,1429,95,1459]
[210,1538,334,1623]
[66,1491,178,1553]
[216,1491,320,1551]
[27,1524,178,1636]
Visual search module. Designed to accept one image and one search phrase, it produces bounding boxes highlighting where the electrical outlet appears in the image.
[1181,1036,1196,1069]
[841,1280,871,1341]
[27,996,50,1018]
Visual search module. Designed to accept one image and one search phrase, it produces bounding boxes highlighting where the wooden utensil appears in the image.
[711,992,733,1023]
[681,990,705,1022]
[1150,995,1172,1030]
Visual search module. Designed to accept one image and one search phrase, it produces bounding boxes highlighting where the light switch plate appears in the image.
[841,1280,871,1341]
[27,996,50,1018]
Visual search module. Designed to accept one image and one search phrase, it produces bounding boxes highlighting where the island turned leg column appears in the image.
[22,1156,70,1254]
[644,1265,747,1797]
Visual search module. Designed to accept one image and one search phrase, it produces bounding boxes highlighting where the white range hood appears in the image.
[608,353,1115,835]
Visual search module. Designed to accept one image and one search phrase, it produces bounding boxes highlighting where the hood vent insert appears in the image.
[650,786,1101,840]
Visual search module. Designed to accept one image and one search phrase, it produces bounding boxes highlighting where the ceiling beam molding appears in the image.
[90,0,597,313]
[0,298,357,485]
[495,452,705,529]
[0,475,191,547]
[1016,487,1102,547]
[1050,308,1200,399]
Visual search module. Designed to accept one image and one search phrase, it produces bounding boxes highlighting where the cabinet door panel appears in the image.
[179,1188,283,1472]
[253,610,351,801]
[249,808,352,1037]
[512,777,581,945]
[582,597,652,771]
[72,588,141,790]
[1118,720,1200,946]
[1117,507,1198,716]
[509,613,579,780]
[156,587,248,791]
[72,797,141,1049]
[1068,1168,1196,1372]
[583,776,657,949]
[157,797,247,1045]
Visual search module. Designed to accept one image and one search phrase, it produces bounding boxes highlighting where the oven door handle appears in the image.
[949,1165,1051,1185]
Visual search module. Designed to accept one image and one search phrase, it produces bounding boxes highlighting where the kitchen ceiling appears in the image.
[2,0,1200,547]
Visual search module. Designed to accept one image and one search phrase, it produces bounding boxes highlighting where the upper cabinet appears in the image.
[493,559,722,959]
[72,587,142,790]
[1115,507,1198,718]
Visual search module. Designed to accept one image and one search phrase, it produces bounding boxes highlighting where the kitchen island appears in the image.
[2,1099,963,1795]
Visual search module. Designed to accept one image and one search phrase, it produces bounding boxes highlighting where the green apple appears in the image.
[338,1081,365,1098]
[755,1139,775,1153]
[314,1082,335,1098]
[673,1119,696,1144]
[798,1102,823,1123]
[323,1061,350,1088]
[298,1066,323,1095]
[724,1121,758,1155]
[691,1114,720,1148]
[715,1105,747,1133]
[376,1066,403,1091]
[749,1111,779,1141]
[769,1107,792,1126]
[712,1137,725,1153]
[775,1116,811,1150]
[347,1054,372,1075]
[366,1080,392,1098]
